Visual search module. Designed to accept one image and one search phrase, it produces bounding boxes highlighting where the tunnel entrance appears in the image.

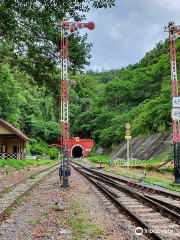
[72,146,83,158]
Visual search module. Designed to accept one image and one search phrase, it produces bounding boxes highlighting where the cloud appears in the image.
[155,0,180,10]
[80,0,180,70]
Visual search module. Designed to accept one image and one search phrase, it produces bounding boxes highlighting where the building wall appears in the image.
[0,124,13,134]
[0,123,28,160]
[0,138,25,153]
[55,139,94,158]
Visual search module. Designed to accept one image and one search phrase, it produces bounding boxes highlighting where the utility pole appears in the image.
[60,18,95,187]
[165,21,180,183]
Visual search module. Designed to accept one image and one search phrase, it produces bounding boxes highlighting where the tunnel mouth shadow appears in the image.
[72,146,83,158]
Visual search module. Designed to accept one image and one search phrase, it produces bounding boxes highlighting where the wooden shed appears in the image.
[0,119,33,160]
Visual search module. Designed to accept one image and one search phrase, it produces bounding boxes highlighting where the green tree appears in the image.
[0,0,115,70]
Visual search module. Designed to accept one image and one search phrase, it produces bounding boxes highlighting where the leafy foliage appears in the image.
[0,0,115,70]
[48,148,59,160]
[0,2,177,153]
[69,39,178,149]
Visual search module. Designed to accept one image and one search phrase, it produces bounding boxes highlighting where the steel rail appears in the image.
[0,164,60,221]
[72,164,180,218]
[0,162,60,197]
[72,161,180,199]
[100,166,180,194]
[71,164,166,240]
[73,164,180,222]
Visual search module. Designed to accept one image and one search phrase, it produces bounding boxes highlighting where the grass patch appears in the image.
[141,149,173,166]
[0,159,28,169]
[159,167,174,172]
[35,218,41,224]
[42,211,49,216]
[89,155,111,164]
[28,220,34,224]
[51,205,57,209]
[29,174,36,179]
[0,158,60,170]
[66,201,105,238]
[144,176,180,191]
[26,158,59,167]
[6,208,13,217]
[1,188,12,194]
[29,218,41,224]
[6,169,11,176]
[16,198,24,206]
[145,176,164,183]
[104,166,180,191]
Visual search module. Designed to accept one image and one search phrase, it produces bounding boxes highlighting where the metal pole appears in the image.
[59,19,95,187]
[127,139,130,173]
[61,27,69,188]
[168,21,180,183]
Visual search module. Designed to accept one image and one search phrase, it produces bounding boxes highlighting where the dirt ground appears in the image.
[0,167,149,240]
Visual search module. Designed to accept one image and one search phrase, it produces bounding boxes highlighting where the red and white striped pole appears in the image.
[166,21,180,183]
[61,25,69,187]
[60,18,95,187]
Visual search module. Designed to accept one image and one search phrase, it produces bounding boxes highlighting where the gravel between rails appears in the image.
[0,165,60,224]
[76,167,180,240]
[0,163,58,192]
[0,167,149,240]
[73,161,180,197]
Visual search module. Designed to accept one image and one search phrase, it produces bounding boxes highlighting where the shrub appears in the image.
[48,148,59,160]
[30,143,46,156]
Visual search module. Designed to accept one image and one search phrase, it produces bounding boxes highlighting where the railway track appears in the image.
[0,162,60,197]
[72,161,180,211]
[71,161,180,240]
[0,162,60,221]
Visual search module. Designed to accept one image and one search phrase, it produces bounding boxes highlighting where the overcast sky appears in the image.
[80,0,180,71]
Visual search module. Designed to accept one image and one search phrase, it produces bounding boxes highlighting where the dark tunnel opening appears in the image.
[72,146,83,158]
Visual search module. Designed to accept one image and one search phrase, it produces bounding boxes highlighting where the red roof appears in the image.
[47,144,61,148]
[0,119,33,143]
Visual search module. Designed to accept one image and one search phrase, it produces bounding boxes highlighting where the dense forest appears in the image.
[0,0,115,153]
[70,39,180,150]
[0,0,179,153]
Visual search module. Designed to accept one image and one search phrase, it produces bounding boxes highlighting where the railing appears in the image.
[0,153,17,160]
[0,153,26,160]
[113,158,142,167]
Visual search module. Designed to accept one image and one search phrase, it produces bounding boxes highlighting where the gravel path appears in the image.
[0,167,150,240]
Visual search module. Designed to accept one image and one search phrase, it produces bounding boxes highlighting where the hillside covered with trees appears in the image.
[70,39,180,150]
[0,0,115,153]
[0,0,179,153]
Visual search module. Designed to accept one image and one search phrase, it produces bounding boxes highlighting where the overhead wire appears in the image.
[93,51,141,59]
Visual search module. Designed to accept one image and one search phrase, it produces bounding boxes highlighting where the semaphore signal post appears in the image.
[60,17,95,187]
[165,21,180,183]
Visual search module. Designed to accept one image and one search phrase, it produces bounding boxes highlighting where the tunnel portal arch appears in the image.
[71,144,84,158]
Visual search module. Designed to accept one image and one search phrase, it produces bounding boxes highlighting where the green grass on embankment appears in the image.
[87,154,179,191]
[89,155,111,164]
[0,158,59,170]
[102,167,180,191]
[89,150,174,172]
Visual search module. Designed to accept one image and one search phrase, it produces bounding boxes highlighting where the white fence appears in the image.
[26,155,37,160]
[113,158,142,167]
